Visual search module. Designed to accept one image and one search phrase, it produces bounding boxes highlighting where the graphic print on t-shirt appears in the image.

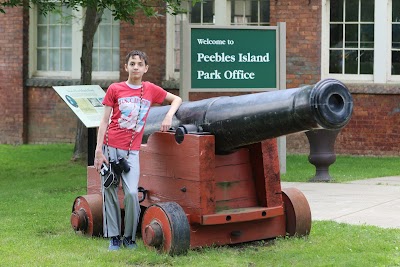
[117,96,150,132]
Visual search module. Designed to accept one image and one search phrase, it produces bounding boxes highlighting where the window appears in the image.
[36,5,73,73]
[230,0,270,25]
[189,0,215,24]
[165,0,270,80]
[92,9,120,72]
[31,5,120,79]
[329,0,374,75]
[322,0,398,83]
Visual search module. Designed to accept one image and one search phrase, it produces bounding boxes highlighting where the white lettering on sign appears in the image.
[197,38,227,45]
[194,41,272,81]
[197,70,222,80]
[197,70,255,80]
[224,70,255,80]
[197,52,235,63]
[196,52,270,63]
[238,53,270,62]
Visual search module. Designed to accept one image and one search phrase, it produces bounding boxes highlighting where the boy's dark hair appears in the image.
[125,50,148,65]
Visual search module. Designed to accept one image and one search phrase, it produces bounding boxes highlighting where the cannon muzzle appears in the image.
[143,79,353,153]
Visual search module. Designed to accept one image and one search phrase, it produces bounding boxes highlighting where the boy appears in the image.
[94,50,182,250]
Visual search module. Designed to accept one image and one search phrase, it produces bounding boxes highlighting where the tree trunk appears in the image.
[72,7,104,162]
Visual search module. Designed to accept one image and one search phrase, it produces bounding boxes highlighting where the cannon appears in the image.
[70,79,353,255]
[143,78,352,153]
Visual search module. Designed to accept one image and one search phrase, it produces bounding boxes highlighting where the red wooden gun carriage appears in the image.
[71,79,353,255]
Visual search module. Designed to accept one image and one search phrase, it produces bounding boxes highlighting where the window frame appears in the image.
[389,0,400,81]
[29,5,119,80]
[92,9,120,74]
[321,0,398,83]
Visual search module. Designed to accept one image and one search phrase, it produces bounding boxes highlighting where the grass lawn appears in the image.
[282,154,400,183]
[1,144,400,266]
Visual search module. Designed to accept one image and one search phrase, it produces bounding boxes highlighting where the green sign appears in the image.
[191,27,277,89]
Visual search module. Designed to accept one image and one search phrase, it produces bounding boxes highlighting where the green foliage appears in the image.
[0,0,200,23]
[1,144,400,266]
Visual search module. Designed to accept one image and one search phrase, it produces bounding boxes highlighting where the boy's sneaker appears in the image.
[108,236,121,251]
[122,236,138,249]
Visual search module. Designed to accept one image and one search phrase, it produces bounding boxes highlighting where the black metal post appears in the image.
[88,128,97,166]
[305,129,340,182]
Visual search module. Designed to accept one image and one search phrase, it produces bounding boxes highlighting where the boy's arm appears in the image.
[160,92,182,132]
[94,105,112,171]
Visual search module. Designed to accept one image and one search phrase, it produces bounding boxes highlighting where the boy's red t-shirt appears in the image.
[102,81,167,150]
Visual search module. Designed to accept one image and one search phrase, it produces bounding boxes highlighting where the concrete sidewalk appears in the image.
[281,176,400,229]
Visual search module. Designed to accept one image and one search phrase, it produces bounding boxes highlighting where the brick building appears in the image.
[1,0,399,156]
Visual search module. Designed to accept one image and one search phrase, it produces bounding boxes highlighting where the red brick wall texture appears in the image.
[119,13,166,85]
[0,7,26,144]
[2,2,400,156]
[270,1,321,88]
[27,87,77,144]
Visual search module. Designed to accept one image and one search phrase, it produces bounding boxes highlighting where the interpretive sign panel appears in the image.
[53,85,105,128]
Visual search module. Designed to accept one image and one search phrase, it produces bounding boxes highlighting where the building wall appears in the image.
[0,7,27,144]
[268,1,400,156]
[27,87,77,144]
[119,13,167,84]
[270,0,322,88]
[2,1,400,156]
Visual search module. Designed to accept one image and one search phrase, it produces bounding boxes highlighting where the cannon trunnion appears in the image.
[70,79,353,255]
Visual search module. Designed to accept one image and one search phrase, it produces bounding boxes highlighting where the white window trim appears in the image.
[165,13,179,80]
[375,0,389,83]
[29,6,119,80]
[215,1,229,25]
[387,0,400,82]
[321,0,399,83]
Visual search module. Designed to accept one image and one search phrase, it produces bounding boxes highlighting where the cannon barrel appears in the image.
[143,79,353,153]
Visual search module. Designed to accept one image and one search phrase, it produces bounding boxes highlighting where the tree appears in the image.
[1,0,197,162]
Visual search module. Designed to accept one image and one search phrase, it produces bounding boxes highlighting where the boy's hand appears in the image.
[94,150,108,172]
[160,115,172,132]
